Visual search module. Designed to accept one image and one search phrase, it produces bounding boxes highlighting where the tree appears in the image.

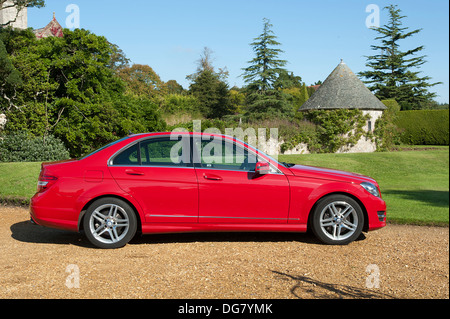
[188,47,233,118]
[242,18,288,93]
[0,0,45,27]
[118,64,166,97]
[241,18,292,118]
[107,42,130,72]
[0,38,22,110]
[1,28,166,157]
[164,80,184,95]
[359,5,441,110]
[274,70,303,90]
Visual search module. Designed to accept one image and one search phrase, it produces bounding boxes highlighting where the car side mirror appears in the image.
[255,161,270,175]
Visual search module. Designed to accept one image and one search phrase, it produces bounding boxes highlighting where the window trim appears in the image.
[107,134,283,174]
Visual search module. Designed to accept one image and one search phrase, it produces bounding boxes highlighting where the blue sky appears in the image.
[29,0,449,103]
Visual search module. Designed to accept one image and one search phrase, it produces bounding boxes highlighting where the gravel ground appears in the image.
[0,206,448,299]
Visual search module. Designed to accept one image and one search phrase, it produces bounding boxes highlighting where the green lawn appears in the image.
[0,162,41,206]
[1,149,449,226]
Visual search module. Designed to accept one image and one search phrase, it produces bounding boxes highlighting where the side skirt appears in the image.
[141,223,308,235]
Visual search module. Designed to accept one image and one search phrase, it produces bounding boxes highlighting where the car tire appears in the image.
[311,195,364,245]
[83,197,137,249]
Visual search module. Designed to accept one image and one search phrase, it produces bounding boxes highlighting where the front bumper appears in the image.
[366,197,387,231]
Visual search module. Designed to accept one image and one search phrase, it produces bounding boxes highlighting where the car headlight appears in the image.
[361,182,380,198]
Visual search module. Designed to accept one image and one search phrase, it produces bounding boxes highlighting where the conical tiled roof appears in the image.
[299,60,387,111]
[33,13,64,39]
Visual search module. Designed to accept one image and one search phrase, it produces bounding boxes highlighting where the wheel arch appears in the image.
[306,192,369,233]
[78,195,143,233]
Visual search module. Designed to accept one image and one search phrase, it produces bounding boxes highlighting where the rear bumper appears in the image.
[30,195,79,232]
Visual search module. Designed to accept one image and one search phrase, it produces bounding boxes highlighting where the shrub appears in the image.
[394,110,449,145]
[157,94,200,115]
[374,99,403,151]
[0,132,70,162]
[303,109,370,153]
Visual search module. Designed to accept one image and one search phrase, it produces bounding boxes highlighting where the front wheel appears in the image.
[311,195,364,245]
[83,198,137,249]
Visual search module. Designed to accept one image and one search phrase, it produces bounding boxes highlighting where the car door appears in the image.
[194,135,290,224]
[108,135,198,223]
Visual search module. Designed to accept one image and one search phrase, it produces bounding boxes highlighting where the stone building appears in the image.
[33,12,63,39]
[299,60,387,153]
[1,1,63,38]
[0,0,27,29]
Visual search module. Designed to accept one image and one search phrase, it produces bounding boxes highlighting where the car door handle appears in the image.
[203,174,222,181]
[125,169,145,176]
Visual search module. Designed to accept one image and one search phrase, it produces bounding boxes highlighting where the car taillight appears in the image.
[37,174,58,193]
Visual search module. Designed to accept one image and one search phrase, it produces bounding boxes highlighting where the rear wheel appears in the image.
[311,195,364,245]
[83,198,137,249]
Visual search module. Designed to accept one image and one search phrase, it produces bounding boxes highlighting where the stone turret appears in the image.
[299,60,387,153]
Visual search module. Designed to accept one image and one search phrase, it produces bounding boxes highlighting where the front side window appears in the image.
[194,136,260,172]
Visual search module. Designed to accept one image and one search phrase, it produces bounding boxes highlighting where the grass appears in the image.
[1,148,449,226]
[0,162,41,204]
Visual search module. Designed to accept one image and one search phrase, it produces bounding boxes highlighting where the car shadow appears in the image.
[11,220,367,247]
[129,231,323,246]
[272,270,396,299]
[130,230,366,245]
[10,221,93,248]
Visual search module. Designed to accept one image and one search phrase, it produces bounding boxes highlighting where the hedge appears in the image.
[394,110,449,145]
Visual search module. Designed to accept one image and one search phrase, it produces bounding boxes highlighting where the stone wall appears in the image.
[0,114,6,131]
[0,1,27,29]
[337,110,383,154]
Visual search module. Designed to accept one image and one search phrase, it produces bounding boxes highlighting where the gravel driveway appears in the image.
[1,206,448,299]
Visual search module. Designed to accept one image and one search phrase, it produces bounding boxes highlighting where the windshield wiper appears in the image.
[281,162,296,168]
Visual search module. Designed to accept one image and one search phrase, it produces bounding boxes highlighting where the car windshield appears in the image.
[80,137,130,160]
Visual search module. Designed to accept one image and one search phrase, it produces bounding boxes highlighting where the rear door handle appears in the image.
[203,174,222,181]
[125,169,145,176]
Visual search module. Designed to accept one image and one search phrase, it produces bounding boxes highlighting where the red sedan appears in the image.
[30,132,387,249]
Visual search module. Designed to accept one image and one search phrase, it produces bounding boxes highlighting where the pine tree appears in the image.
[242,18,292,118]
[359,5,441,110]
[242,18,287,93]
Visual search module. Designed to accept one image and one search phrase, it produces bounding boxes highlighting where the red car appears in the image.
[30,132,386,249]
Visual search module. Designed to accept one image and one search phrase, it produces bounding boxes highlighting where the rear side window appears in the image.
[111,137,189,167]
[112,143,140,166]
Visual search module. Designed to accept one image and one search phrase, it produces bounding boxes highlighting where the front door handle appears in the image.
[125,169,145,176]
[203,174,222,181]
